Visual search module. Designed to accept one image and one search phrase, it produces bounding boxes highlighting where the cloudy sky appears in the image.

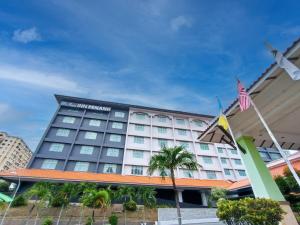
[0,0,299,150]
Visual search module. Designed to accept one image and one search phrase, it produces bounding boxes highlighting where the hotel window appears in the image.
[135,124,144,131]
[177,129,187,136]
[134,136,144,144]
[136,113,146,120]
[62,116,76,124]
[110,134,121,143]
[158,139,168,148]
[221,158,227,164]
[238,170,246,176]
[49,143,64,152]
[194,120,204,127]
[160,170,170,176]
[200,143,209,151]
[74,162,89,172]
[80,146,94,155]
[89,119,101,127]
[230,149,238,155]
[106,148,120,157]
[115,111,125,118]
[103,164,117,174]
[206,171,217,179]
[176,118,185,125]
[203,156,213,164]
[183,170,193,178]
[259,152,269,159]
[66,108,80,113]
[158,127,167,134]
[269,153,281,160]
[84,132,97,140]
[41,159,58,169]
[224,169,232,176]
[158,116,167,122]
[234,159,242,165]
[131,166,143,175]
[179,141,189,149]
[112,122,123,129]
[217,147,225,153]
[132,150,143,159]
[56,129,70,137]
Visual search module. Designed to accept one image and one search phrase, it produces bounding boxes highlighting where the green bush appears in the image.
[217,198,285,225]
[85,216,93,225]
[123,200,137,211]
[42,217,53,225]
[0,181,9,192]
[109,213,118,225]
[11,195,27,207]
[210,187,227,202]
[275,175,290,195]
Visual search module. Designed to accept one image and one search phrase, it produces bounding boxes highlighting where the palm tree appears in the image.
[136,186,156,208]
[148,146,199,225]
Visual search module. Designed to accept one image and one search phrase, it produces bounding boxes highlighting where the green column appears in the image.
[237,136,285,201]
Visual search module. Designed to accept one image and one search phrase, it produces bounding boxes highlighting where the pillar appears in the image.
[237,136,298,225]
[178,190,183,203]
[200,191,208,206]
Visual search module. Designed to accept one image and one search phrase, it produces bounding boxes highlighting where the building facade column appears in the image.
[200,191,208,206]
[237,136,297,225]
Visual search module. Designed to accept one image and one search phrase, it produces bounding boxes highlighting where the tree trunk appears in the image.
[24,204,35,225]
[171,169,182,225]
[56,205,64,225]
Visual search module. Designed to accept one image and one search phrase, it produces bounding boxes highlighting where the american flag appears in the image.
[237,80,251,111]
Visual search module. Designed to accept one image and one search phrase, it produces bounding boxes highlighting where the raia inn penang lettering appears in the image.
[61,101,111,112]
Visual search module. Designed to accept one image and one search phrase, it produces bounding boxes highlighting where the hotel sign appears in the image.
[61,101,111,112]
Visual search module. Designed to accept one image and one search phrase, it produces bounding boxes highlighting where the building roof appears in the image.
[0,168,232,189]
[198,38,300,150]
[55,94,215,119]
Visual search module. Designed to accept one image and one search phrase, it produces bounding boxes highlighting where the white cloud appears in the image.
[0,103,22,123]
[170,16,192,31]
[12,27,41,43]
[0,65,86,93]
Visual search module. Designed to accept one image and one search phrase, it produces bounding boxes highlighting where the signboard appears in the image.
[61,101,111,112]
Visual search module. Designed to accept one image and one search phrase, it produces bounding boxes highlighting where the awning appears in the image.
[199,38,300,151]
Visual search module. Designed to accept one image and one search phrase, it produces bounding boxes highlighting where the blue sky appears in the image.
[0,0,299,150]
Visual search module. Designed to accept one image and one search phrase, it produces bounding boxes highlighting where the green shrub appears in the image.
[42,217,53,225]
[11,195,27,207]
[85,216,93,225]
[275,175,290,195]
[217,198,285,225]
[210,187,227,202]
[123,200,137,211]
[108,213,118,225]
[0,181,9,192]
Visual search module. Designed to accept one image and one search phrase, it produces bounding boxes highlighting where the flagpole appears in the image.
[249,98,300,187]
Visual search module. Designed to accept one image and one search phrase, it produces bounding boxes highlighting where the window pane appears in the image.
[221,158,227,164]
[49,143,64,152]
[224,169,231,176]
[194,120,204,127]
[158,127,167,134]
[158,116,167,122]
[80,146,94,155]
[131,166,143,175]
[110,134,121,142]
[176,119,185,125]
[84,132,97,140]
[62,116,75,124]
[230,149,238,155]
[56,129,70,137]
[238,170,246,176]
[134,136,144,144]
[200,143,209,150]
[269,153,281,160]
[74,162,89,172]
[158,139,168,148]
[106,148,120,157]
[178,129,187,136]
[135,124,144,131]
[217,147,225,153]
[41,159,58,169]
[104,164,117,173]
[136,113,146,120]
[132,150,143,159]
[112,122,123,129]
[203,156,213,164]
[179,141,189,149]
[115,111,125,118]
[206,171,217,179]
[183,170,193,178]
[234,159,242,165]
[89,119,101,127]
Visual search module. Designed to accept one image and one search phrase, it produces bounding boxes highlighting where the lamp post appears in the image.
[0,171,21,225]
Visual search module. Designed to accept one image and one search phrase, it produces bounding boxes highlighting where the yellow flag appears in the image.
[218,114,229,130]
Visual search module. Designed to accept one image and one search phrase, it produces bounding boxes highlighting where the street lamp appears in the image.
[0,171,21,225]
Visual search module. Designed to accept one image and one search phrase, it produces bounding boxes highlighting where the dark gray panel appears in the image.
[58,107,84,116]
[109,109,128,122]
[98,163,122,174]
[30,158,64,170]
[103,133,125,147]
[37,141,71,157]
[70,145,99,159]
[46,127,76,142]
[75,131,103,146]
[53,115,81,128]
[85,111,109,120]
[65,161,97,172]
[106,121,127,134]
[100,147,124,164]
[81,118,107,131]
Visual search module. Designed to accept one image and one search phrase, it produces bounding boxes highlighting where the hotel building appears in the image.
[0,132,32,171]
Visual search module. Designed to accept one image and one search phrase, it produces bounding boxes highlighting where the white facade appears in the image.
[122,108,247,181]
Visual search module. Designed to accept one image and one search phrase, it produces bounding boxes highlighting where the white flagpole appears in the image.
[249,98,300,187]
[225,117,241,155]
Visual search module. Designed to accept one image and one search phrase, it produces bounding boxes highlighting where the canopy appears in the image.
[199,38,300,151]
